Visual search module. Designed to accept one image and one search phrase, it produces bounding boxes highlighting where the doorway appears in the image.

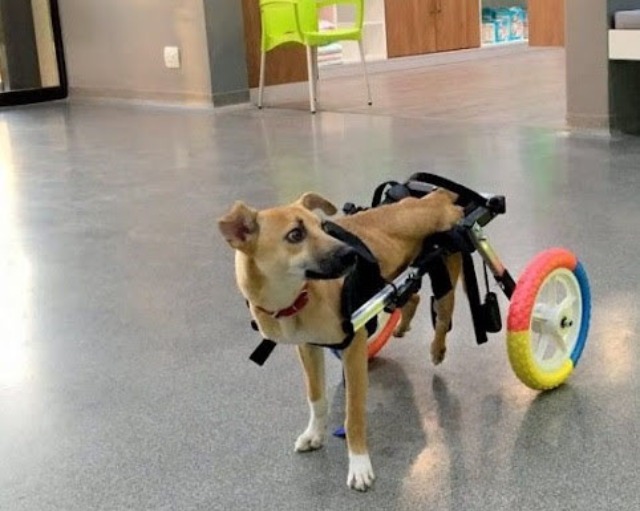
[0,0,67,106]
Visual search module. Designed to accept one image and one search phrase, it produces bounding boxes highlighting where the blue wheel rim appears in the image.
[569,261,591,367]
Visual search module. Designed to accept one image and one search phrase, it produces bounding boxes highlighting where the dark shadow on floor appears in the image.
[315,356,427,506]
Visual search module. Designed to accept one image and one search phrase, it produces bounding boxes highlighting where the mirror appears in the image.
[0,0,66,104]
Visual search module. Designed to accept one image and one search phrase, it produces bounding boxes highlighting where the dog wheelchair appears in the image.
[339,173,591,391]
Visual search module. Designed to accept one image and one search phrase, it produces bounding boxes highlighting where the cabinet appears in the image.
[436,0,481,52]
[384,0,436,57]
[385,0,480,58]
[528,0,564,46]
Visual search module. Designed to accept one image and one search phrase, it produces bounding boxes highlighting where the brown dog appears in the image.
[218,190,463,491]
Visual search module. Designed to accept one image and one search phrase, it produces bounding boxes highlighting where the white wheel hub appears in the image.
[530,268,582,371]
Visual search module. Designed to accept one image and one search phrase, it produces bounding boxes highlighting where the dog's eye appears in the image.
[285,227,306,244]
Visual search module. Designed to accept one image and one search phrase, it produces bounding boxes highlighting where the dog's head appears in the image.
[218,193,357,280]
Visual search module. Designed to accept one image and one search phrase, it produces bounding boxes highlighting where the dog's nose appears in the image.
[336,245,357,268]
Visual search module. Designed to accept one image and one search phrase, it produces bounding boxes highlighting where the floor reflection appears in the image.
[0,121,32,389]
[591,292,637,385]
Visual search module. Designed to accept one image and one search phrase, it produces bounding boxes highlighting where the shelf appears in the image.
[335,20,384,29]
[482,39,528,48]
[325,0,387,60]
[481,0,527,7]
[609,29,640,61]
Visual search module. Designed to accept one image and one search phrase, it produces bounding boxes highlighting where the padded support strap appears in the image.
[318,221,387,347]
[462,252,488,345]
[408,172,487,206]
[427,257,452,300]
[371,180,411,207]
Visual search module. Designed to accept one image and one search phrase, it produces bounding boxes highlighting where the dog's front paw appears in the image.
[295,398,327,452]
[294,428,325,452]
[347,453,375,491]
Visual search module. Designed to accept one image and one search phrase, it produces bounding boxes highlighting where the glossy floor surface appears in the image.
[268,47,566,129]
[1,100,639,511]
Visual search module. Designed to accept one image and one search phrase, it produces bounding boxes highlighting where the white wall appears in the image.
[58,0,212,103]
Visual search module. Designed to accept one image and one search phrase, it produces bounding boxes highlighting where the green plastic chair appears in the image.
[257,0,372,113]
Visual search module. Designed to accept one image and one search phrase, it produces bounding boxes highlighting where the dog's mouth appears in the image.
[303,245,357,280]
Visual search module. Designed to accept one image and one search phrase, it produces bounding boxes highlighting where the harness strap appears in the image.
[249,339,277,366]
[371,180,399,207]
[321,221,378,265]
[314,323,355,350]
[427,257,452,300]
[321,221,386,344]
[462,251,489,345]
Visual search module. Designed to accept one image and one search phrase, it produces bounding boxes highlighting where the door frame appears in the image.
[0,0,67,107]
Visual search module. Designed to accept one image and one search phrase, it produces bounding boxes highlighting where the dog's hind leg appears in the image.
[341,330,375,491]
[431,253,462,365]
[393,293,420,338]
[295,344,328,452]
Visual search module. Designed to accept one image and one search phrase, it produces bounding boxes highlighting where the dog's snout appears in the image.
[304,243,358,280]
[336,245,357,268]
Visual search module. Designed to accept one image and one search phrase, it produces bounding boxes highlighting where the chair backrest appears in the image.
[260,0,318,51]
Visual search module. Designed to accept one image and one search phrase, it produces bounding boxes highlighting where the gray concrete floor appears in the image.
[282,48,566,129]
[0,101,639,511]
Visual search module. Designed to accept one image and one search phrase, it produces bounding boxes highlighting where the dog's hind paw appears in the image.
[347,454,375,491]
[430,343,447,365]
[294,430,325,452]
[393,325,410,338]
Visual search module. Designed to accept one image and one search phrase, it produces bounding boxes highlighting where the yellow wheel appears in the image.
[507,248,591,390]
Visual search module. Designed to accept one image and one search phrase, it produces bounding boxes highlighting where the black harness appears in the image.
[322,221,386,345]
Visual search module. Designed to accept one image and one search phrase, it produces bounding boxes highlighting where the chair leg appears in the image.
[357,40,372,106]
[305,46,316,114]
[311,46,319,103]
[258,50,266,109]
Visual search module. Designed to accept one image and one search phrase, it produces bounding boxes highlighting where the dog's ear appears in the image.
[218,201,259,250]
[297,192,338,216]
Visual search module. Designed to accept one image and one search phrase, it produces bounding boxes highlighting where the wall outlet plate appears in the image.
[164,46,181,69]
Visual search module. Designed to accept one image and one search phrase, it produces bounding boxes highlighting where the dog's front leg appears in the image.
[295,344,327,452]
[342,331,375,491]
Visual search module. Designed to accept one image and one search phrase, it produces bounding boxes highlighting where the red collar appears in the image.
[255,285,309,319]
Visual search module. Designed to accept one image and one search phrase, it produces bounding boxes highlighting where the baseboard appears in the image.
[249,82,308,106]
[213,89,250,107]
[69,86,213,107]
[565,112,611,131]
